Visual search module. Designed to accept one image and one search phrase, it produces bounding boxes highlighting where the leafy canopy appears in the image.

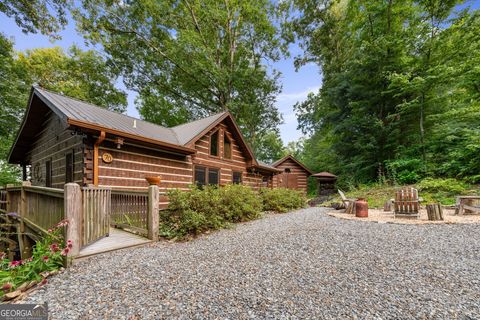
[73,0,287,159]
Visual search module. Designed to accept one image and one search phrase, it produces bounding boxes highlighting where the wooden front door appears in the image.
[82,187,111,246]
[279,173,298,189]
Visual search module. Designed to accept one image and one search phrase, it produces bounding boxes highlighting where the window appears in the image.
[195,166,219,186]
[223,135,231,159]
[195,166,206,187]
[233,171,242,184]
[208,168,219,185]
[65,151,74,183]
[210,131,219,156]
[284,168,291,173]
[262,176,269,187]
[45,160,52,187]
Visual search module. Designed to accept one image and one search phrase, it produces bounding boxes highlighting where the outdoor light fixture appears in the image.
[115,137,124,149]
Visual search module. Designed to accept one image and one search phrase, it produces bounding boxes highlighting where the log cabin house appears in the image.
[271,155,313,194]
[8,86,286,208]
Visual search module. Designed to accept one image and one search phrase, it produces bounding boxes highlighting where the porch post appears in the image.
[147,185,159,241]
[64,183,82,257]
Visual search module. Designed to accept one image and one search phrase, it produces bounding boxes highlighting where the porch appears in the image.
[77,228,151,258]
[0,182,160,260]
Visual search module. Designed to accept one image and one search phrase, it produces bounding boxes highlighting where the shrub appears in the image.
[260,188,307,213]
[0,219,71,297]
[160,185,263,239]
[416,178,471,204]
[385,158,425,184]
[219,184,263,222]
[417,178,468,194]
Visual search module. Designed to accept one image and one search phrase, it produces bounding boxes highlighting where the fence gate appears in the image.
[82,187,111,246]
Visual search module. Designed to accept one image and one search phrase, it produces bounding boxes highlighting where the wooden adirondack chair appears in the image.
[338,189,356,214]
[393,187,420,219]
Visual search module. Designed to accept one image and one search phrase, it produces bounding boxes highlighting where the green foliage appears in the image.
[0,35,127,184]
[417,178,468,195]
[0,220,71,296]
[74,0,286,157]
[259,188,306,213]
[385,158,424,185]
[17,46,127,112]
[0,0,69,38]
[160,185,306,239]
[286,0,480,185]
[160,185,263,239]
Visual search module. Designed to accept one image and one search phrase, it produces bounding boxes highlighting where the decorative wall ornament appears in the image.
[102,152,113,164]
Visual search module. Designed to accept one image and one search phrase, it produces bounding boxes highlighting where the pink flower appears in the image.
[8,260,21,268]
[40,278,47,286]
[67,240,73,249]
[50,243,59,253]
[42,255,49,262]
[47,228,53,233]
[55,219,69,228]
[61,247,70,256]
[2,283,12,291]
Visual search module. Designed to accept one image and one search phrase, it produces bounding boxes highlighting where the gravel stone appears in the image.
[22,208,480,319]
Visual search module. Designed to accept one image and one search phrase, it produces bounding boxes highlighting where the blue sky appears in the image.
[0,13,322,145]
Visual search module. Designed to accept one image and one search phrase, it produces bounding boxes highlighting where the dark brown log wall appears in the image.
[27,111,83,188]
[272,158,309,194]
[192,122,263,189]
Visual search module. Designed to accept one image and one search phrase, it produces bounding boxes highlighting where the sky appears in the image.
[0,12,322,145]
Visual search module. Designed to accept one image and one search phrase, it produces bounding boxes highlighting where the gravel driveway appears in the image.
[24,207,480,319]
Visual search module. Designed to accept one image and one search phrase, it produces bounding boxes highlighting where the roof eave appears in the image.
[67,118,196,155]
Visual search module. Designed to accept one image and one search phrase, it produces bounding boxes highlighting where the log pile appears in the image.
[426,203,444,221]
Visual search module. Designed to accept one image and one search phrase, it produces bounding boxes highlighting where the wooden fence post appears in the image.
[147,185,159,241]
[65,183,82,257]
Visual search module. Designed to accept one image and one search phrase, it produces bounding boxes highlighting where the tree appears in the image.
[0,39,128,184]
[286,0,478,184]
[17,46,127,112]
[0,34,26,184]
[0,0,70,38]
[254,131,286,163]
[74,0,286,155]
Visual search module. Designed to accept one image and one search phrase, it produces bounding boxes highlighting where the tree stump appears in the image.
[383,199,393,212]
[426,204,444,221]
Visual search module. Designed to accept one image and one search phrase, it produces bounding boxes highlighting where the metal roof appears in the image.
[311,171,337,178]
[34,87,180,145]
[171,112,228,145]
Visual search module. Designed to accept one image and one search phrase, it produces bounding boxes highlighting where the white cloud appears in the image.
[276,86,320,144]
[277,86,320,104]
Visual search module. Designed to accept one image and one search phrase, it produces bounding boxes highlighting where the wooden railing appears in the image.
[111,189,149,234]
[1,182,160,259]
[2,185,64,231]
[0,189,7,213]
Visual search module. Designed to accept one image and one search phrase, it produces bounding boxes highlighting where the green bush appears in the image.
[260,188,307,213]
[218,184,263,222]
[160,185,263,239]
[417,178,471,204]
[385,158,425,184]
[417,178,468,194]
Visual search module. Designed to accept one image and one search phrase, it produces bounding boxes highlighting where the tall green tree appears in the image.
[0,0,70,38]
[286,0,479,184]
[74,0,286,156]
[0,34,27,184]
[17,46,127,112]
[0,40,128,184]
